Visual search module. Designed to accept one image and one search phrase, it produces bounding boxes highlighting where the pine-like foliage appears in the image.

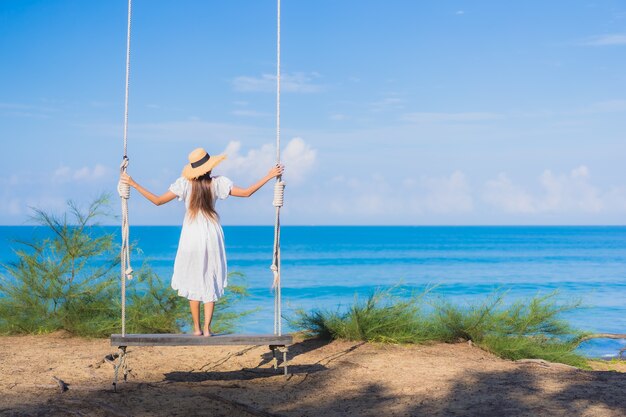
[0,195,248,337]
[0,196,117,335]
[293,288,588,368]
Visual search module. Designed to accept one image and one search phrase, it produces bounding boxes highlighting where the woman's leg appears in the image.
[189,300,202,335]
[203,302,215,336]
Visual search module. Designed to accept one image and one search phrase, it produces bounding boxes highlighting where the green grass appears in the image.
[292,288,589,368]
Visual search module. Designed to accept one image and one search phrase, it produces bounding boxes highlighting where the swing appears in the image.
[111,0,292,390]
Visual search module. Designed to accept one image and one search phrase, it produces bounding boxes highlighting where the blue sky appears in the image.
[1,0,625,225]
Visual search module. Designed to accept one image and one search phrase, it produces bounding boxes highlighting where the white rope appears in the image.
[115,0,282,338]
[122,0,131,159]
[273,181,285,207]
[275,0,281,165]
[271,0,283,336]
[117,0,133,337]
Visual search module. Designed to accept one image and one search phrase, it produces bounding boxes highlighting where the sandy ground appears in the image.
[1,332,626,417]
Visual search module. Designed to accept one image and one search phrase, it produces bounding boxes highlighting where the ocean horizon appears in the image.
[2,225,625,358]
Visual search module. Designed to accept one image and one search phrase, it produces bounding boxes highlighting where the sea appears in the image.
[1,225,625,358]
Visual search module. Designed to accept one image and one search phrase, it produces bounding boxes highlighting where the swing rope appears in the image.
[117,0,284,338]
[271,0,285,336]
[117,0,133,337]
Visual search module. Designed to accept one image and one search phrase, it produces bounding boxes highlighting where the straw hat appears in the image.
[181,148,226,180]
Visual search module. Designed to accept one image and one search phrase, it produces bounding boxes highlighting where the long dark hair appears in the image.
[188,172,219,222]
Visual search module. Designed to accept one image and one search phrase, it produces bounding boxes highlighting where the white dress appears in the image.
[168,176,233,303]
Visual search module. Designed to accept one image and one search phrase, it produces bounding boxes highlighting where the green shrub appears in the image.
[0,195,248,337]
[293,289,436,344]
[293,288,588,367]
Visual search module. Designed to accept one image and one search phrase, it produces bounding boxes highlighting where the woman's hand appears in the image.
[232,165,286,198]
[267,164,285,179]
[120,172,135,188]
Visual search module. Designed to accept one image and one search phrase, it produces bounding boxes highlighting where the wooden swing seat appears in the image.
[109,333,293,390]
[111,333,292,347]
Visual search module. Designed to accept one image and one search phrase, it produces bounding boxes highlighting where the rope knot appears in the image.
[120,156,129,170]
[270,264,280,289]
[118,157,131,199]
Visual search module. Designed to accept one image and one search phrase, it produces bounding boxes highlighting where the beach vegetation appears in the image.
[0,195,248,337]
[293,288,588,368]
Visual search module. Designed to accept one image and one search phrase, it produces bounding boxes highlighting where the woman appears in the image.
[120,147,284,336]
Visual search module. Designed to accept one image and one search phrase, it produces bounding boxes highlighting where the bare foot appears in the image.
[193,330,203,336]
[203,327,212,337]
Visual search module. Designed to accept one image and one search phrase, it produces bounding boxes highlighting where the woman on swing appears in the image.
[120,147,284,336]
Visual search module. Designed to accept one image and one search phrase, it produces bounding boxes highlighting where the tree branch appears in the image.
[576,333,626,344]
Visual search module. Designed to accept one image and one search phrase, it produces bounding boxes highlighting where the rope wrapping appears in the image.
[273,181,285,207]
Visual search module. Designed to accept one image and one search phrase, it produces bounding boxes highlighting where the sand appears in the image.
[1,332,626,417]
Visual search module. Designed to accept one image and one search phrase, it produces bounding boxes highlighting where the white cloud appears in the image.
[585,99,626,113]
[53,166,72,181]
[0,193,65,219]
[219,137,316,184]
[231,109,270,118]
[604,186,626,211]
[233,72,322,93]
[370,97,405,113]
[582,34,626,46]
[483,166,606,214]
[0,101,58,118]
[401,112,501,123]
[53,164,110,183]
[537,166,603,212]
[420,171,473,213]
[325,166,626,223]
[327,174,402,216]
[329,171,473,217]
[89,101,112,108]
[220,141,274,180]
[484,173,536,213]
[282,138,317,182]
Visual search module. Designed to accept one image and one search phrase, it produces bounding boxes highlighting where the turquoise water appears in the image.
[2,226,626,358]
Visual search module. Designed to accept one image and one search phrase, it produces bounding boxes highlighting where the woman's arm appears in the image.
[120,172,177,206]
[230,165,284,198]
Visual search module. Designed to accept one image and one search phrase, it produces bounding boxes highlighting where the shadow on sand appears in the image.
[4,339,626,417]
